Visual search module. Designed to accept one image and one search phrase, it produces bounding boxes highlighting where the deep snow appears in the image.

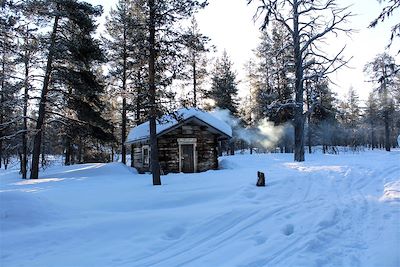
[0,150,399,267]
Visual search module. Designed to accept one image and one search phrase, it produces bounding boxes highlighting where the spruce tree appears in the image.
[207,51,239,115]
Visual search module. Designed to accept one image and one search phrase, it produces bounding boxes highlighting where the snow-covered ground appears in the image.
[0,150,399,267]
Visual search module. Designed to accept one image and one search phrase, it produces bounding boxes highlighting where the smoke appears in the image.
[211,108,288,149]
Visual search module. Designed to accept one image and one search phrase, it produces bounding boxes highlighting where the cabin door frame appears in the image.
[178,138,197,173]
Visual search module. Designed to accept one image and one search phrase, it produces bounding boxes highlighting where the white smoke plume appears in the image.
[210,108,287,149]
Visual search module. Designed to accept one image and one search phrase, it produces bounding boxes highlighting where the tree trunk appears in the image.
[0,139,2,169]
[307,122,312,154]
[382,65,390,152]
[192,53,197,107]
[136,70,142,123]
[130,144,134,167]
[384,110,390,151]
[0,39,4,169]
[30,12,59,179]
[371,122,375,150]
[122,97,127,164]
[121,22,128,164]
[148,0,161,185]
[41,128,46,168]
[229,140,235,155]
[21,47,29,178]
[294,114,305,161]
[293,0,305,162]
[65,136,71,165]
[77,137,83,163]
[305,82,312,154]
[4,158,8,170]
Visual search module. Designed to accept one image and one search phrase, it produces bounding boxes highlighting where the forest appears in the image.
[1,0,399,182]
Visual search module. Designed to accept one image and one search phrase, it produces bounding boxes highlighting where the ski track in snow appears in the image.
[0,151,399,267]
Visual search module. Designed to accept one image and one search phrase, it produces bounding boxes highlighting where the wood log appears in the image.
[257,171,265,187]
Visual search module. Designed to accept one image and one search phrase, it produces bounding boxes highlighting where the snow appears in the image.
[381,181,400,202]
[1,150,400,267]
[126,108,232,143]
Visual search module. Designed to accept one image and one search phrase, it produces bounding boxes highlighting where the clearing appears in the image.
[0,150,399,267]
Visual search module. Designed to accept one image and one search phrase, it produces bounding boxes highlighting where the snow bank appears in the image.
[380,180,400,202]
[0,191,60,231]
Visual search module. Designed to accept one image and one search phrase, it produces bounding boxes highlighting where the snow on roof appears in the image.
[126,108,232,144]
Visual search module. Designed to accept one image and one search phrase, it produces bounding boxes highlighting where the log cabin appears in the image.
[125,108,232,174]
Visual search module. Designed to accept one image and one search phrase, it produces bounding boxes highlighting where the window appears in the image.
[142,145,150,166]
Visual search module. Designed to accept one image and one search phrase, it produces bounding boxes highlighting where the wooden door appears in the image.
[181,144,194,173]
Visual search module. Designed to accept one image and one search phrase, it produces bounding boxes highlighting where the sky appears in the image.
[87,0,400,102]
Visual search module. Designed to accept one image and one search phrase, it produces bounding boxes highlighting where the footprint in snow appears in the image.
[281,224,295,236]
[251,235,268,245]
[242,187,256,199]
[383,213,392,219]
[163,226,186,240]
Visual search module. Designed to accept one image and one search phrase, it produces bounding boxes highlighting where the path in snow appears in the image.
[0,150,399,267]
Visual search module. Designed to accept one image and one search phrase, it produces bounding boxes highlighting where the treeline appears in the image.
[239,24,400,154]
[1,0,399,181]
[0,0,211,179]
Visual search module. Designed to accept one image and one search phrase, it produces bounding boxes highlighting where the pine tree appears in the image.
[364,53,398,151]
[310,79,338,153]
[0,1,19,170]
[250,24,295,152]
[15,10,40,178]
[364,91,379,149]
[29,0,111,178]
[104,0,147,164]
[249,0,352,162]
[145,0,207,185]
[269,23,294,124]
[181,16,211,107]
[338,87,361,149]
[369,0,400,53]
[252,30,274,122]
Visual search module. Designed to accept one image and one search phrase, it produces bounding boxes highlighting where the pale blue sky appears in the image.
[88,0,399,102]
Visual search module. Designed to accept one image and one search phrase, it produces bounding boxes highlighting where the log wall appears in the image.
[131,122,220,174]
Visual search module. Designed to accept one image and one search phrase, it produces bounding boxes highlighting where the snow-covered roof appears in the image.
[126,108,232,144]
